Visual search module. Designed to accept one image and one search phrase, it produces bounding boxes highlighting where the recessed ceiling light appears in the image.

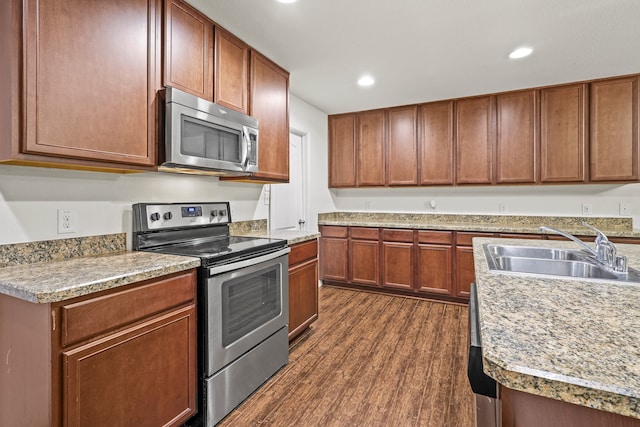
[509,47,533,59]
[358,75,375,87]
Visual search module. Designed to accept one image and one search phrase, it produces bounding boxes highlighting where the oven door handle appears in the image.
[208,247,291,275]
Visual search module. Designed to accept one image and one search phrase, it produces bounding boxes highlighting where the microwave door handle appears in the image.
[241,127,250,168]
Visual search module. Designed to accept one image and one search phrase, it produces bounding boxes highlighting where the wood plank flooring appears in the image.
[218,286,474,427]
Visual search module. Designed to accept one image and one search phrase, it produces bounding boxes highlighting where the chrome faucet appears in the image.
[538,222,628,273]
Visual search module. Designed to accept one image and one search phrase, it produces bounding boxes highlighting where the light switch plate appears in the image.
[582,204,593,215]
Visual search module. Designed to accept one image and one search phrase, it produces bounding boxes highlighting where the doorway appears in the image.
[270,131,307,231]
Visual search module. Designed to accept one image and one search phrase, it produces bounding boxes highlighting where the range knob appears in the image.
[211,210,218,217]
[219,209,227,217]
[163,212,173,220]
[150,212,160,221]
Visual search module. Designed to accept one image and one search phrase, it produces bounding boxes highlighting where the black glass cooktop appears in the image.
[145,235,287,267]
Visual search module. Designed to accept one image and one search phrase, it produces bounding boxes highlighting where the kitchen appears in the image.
[1,0,640,426]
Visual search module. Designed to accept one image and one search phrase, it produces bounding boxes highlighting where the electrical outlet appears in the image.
[620,202,631,216]
[57,209,77,234]
[365,201,371,210]
[582,204,593,215]
[499,203,508,213]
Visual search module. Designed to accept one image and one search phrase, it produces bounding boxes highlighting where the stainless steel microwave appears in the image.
[160,87,258,175]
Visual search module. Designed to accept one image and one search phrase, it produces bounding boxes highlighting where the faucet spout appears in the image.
[538,226,598,258]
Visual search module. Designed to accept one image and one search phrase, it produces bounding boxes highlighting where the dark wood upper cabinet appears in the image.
[214,27,249,114]
[20,0,160,168]
[495,90,538,183]
[540,84,588,183]
[248,51,290,182]
[455,96,495,184]
[419,101,454,185]
[357,109,386,186]
[590,76,640,181]
[164,0,213,101]
[328,113,357,187]
[387,105,418,185]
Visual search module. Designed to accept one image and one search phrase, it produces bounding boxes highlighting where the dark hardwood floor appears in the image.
[219,286,474,426]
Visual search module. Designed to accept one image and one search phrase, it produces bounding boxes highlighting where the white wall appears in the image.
[331,184,640,227]
[288,94,335,232]
[0,165,268,246]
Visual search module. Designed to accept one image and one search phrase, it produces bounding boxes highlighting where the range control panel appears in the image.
[133,202,231,231]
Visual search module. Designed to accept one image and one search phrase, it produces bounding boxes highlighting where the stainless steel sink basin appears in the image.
[485,245,588,261]
[483,244,640,282]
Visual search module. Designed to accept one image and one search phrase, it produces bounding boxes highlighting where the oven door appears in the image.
[204,248,289,376]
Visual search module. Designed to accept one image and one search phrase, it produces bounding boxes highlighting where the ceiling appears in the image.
[187,0,640,115]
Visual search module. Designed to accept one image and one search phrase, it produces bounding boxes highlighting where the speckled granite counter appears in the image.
[230,219,319,245]
[0,234,200,303]
[472,237,640,419]
[318,212,640,238]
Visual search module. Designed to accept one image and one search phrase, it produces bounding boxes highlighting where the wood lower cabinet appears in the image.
[590,76,640,181]
[416,231,454,296]
[288,239,319,340]
[350,227,380,287]
[540,84,588,183]
[0,270,197,427]
[319,226,349,282]
[454,232,495,299]
[328,113,357,187]
[164,0,213,100]
[382,229,414,290]
[5,0,161,170]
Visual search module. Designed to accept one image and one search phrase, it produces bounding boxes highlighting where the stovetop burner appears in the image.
[132,202,287,267]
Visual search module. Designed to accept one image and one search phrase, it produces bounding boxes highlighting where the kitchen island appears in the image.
[473,237,640,424]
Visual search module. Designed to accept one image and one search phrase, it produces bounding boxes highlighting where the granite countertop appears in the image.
[318,212,640,238]
[0,234,200,304]
[234,229,320,245]
[472,237,640,419]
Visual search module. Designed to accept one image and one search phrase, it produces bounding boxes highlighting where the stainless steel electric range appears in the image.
[132,202,289,426]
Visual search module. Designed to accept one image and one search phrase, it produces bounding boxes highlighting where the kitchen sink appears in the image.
[483,244,640,282]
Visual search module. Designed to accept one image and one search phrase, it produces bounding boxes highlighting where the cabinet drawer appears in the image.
[289,239,318,266]
[350,227,380,240]
[382,229,414,242]
[456,232,494,246]
[60,270,196,347]
[417,230,453,244]
[321,226,349,238]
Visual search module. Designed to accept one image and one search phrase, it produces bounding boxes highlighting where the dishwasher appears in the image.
[468,282,500,427]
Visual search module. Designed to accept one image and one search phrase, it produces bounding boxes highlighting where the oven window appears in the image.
[221,265,281,347]
[181,115,242,163]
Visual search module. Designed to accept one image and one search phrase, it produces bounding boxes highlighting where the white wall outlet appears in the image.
[620,202,631,216]
[364,201,371,210]
[263,186,270,205]
[499,203,508,213]
[582,204,593,215]
[57,209,77,234]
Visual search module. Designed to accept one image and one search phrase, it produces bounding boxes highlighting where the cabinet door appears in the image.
[288,258,318,340]
[454,246,475,299]
[350,240,380,287]
[328,113,357,187]
[496,90,537,183]
[387,105,418,185]
[416,244,453,296]
[23,0,160,166]
[382,242,414,290]
[250,51,290,181]
[419,101,454,185]
[214,27,249,113]
[455,96,496,184]
[590,76,640,181]
[357,109,386,186]
[164,0,213,100]
[540,84,588,183]
[320,237,349,282]
[63,305,197,427]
